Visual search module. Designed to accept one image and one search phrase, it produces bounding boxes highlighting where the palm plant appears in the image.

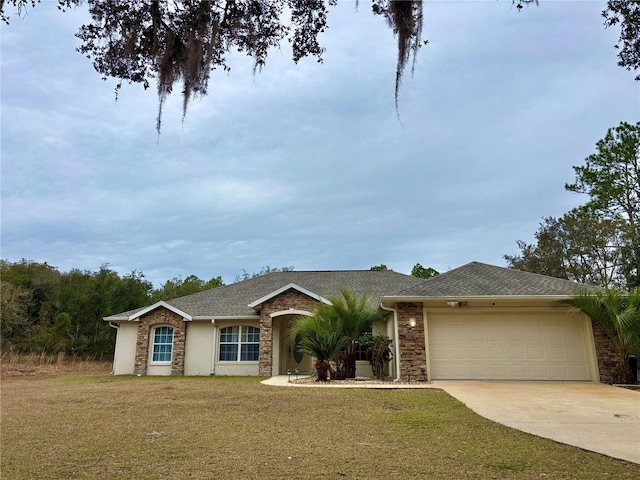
[291,311,345,381]
[291,289,385,380]
[568,288,640,383]
[331,289,385,379]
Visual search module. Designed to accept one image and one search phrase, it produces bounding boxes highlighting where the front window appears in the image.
[355,330,373,361]
[152,326,173,363]
[219,326,260,361]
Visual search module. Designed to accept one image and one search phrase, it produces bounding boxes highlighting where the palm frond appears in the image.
[291,314,345,362]
[568,287,640,381]
[331,288,384,341]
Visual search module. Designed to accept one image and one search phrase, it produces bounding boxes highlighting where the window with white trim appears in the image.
[355,330,373,361]
[219,326,260,361]
[152,326,174,363]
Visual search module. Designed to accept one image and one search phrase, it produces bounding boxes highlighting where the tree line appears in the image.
[2,261,146,358]
[0,261,437,358]
[0,261,230,358]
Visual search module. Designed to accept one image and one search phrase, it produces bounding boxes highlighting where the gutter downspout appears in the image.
[380,302,401,382]
[210,319,217,375]
[108,321,119,375]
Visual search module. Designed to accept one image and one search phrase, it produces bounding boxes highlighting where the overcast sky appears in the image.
[1,1,638,287]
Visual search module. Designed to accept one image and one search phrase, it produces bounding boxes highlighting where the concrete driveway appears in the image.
[435,381,640,464]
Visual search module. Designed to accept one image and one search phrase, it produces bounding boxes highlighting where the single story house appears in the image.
[104,262,618,382]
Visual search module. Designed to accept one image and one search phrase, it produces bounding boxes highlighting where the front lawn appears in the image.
[1,375,637,479]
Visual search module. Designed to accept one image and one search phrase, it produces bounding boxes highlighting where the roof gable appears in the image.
[247,283,331,308]
[127,301,193,321]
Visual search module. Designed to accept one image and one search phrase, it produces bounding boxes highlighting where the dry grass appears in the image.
[0,352,112,378]
[1,372,638,479]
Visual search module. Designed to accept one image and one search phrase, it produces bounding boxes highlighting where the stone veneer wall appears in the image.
[258,290,320,376]
[397,302,427,381]
[134,307,187,376]
[591,320,622,383]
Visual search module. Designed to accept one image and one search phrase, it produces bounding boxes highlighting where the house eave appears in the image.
[208,315,259,321]
[381,295,575,308]
[103,315,129,322]
[121,301,193,321]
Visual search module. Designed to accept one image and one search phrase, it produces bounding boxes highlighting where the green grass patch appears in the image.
[2,375,638,479]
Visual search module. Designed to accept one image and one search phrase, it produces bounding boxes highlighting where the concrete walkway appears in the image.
[261,375,437,389]
[262,376,640,464]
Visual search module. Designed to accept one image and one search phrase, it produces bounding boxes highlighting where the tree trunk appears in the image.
[334,350,356,379]
[314,359,332,381]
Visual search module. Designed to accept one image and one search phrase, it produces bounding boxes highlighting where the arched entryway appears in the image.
[272,312,312,375]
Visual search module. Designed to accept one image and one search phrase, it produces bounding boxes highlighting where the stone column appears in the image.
[591,320,621,383]
[258,313,274,376]
[397,302,427,381]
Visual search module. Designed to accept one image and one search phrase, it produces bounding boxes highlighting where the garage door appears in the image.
[428,312,592,380]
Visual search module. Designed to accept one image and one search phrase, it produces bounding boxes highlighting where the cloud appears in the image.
[1,1,637,286]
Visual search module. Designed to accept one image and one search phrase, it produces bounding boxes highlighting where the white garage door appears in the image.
[428,312,592,380]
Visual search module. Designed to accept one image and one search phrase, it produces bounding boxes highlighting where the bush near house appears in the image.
[359,333,393,380]
[569,288,640,383]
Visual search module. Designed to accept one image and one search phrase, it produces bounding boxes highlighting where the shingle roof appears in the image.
[104,263,595,321]
[392,262,591,297]
[105,270,427,320]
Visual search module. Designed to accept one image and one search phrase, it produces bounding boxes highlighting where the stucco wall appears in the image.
[355,361,373,377]
[272,318,283,375]
[214,363,260,376]
[112,322,137,375]
[184,321,214,376]
[382,314,398,379]
[146,363,172,376]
